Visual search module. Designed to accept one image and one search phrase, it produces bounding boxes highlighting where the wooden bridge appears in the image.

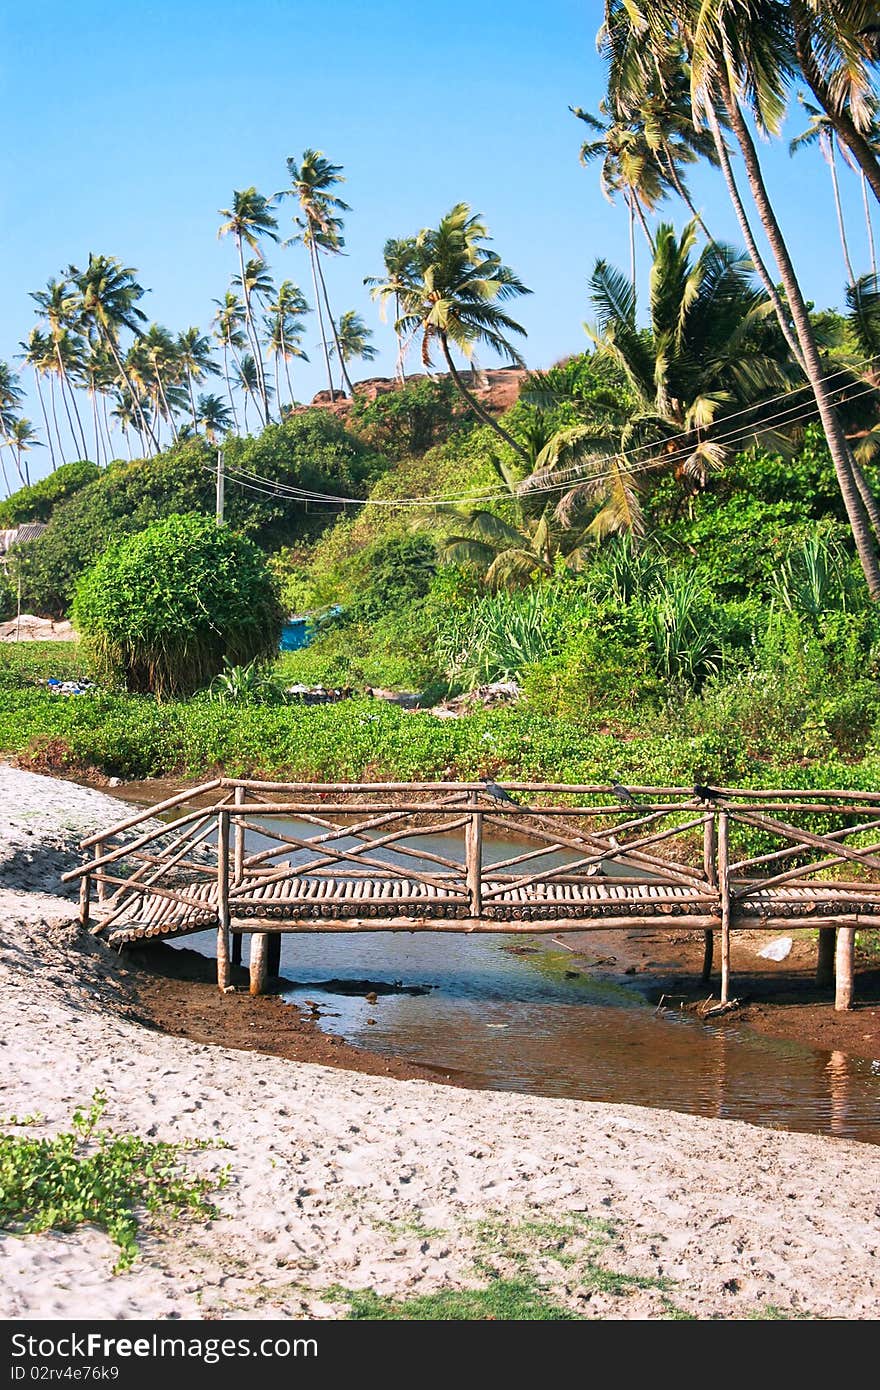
[63,779,880,1011]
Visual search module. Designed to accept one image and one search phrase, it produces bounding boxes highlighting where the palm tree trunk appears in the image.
[0,446,11,497]
[222,343,239,431]
[704,96,807,372]
[308,239,336,400]
[236,236,270,425]
[186,369,198,428]
[155,369,179,443]
[314,247,354,395]
[862,171,878,279]
[48,375,67,466]
[90,388,104,466]
[632,192,655,253]
[662,145,712,238]
[14,444,28,488]
[828,135,856,287]
[280,343,294,409]
[394,291,406,385]
[439,335,529,463]
[105,335,157,454]
[721,78,880,598]
[55,349,88,460]
[100,391,113,462]
[33,370,56,471]
[625,192,637,294]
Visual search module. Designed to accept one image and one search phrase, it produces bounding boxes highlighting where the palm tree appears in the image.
[5,418,41,487]
[217,188,278,424]
[789,1,880,206]
[0,362,24,494]
[395,203,532,460]
[143,324,183,443]
[330,310,377,393]
[790,95,857,286]
[81,341,117,464]
[176,327,219,427]
[278,150,352,399]
[365,237,419,382]
[19,329,59,470]
[196,393,233,443]
[212,291,247,431]
[232,352,266,433]
[522,221,797,539]
[599,1,880,597]
[265,280,309,410]
[571,101,663,286]
[68,254,153,452]
[30,277,89,459]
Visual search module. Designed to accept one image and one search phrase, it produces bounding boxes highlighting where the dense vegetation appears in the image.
[4,3,880,797]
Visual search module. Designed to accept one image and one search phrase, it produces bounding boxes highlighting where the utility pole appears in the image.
[215,448,225,526]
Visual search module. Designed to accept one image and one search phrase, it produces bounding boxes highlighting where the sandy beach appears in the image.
[2,763,880,1321]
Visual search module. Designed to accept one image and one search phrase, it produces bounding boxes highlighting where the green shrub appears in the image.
[72,513,283,697]
[348,377,463,457]
[0,461,100,528]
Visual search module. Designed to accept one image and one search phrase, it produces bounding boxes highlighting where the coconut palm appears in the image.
[265,280,309,410]
[30,277,89,459]
[176,327,219,428]
[278,150,352,398]
[598,1,880,596]
[18,330,59,470]
[68,254,154,453]
[790,95,858,285]
[522,221,797,539]
[329,310,377,393]
[143,324,183,443]
[81,341,117,464]
[365,236,419,382]
[571,101,663,285]
[395,203,532,460]
[212,292,247,431]
[0,362,24,494]
[4,418,41,487]
[196,393,233,443]
[231,352,268,433]
[217,188,278,423]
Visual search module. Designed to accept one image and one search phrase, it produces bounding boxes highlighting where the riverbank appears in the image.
[2,764,880,1319]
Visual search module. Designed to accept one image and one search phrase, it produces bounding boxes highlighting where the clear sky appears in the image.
[1,0,876,483]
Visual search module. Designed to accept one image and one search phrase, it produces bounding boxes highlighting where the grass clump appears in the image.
[0,1091,227,1271]
[330,1280,577,1320]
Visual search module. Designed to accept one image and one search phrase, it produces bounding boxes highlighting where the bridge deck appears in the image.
[102,873,880,946]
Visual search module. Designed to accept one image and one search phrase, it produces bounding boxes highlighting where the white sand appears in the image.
[1,763,879,1321]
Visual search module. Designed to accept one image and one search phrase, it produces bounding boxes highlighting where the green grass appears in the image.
[331,1280,575,1320]
[0,1091,228,1272]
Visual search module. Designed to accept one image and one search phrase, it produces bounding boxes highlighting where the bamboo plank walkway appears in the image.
[63,778,880,1011]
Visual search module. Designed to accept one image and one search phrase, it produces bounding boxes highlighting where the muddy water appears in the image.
[151,806,880,1145]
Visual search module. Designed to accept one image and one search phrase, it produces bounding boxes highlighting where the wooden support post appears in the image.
[78,871,91,929]
[835,927,856,1011]
[250,933,269,996]
[267,933,282,979]
[718,809,731,1005]
[465,790,483,918]
[95,840,107,905]
[231,787,244,967]
[817,927,836,987]
[216,809,231,992]
[702,812,717,983]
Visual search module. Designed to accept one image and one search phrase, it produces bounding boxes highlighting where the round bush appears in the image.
[72,513,284,697]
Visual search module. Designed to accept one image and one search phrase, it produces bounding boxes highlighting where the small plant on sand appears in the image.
[0,1090,227,1272]
[328,1280,577,1321]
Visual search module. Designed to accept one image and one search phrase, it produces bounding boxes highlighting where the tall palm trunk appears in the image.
[632,191,655,252]
[221,342,239,432]
[14,444,28,487]
[154,369,179,443]
[104,334,157,454]
[827,134,856,287]
[185,369,198,428]
[235,235,270,424]
[704,96,806,371]
[55,348,88,460]
[279,332,295,408]
[862,171,878,279]
[394,291,406,384]
[0,446,11,497]
[720,77,880,598]
[48,375,67,465]
[100,392,114,462]
[32,370,56,471]
[439,334,529,463]
[90,387,104,466]
[313,244,354,395]
[307,239,336,400]
[662,145,712,237]
[625,191,637,293]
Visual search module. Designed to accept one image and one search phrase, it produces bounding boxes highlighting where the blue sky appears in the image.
[1,0,875,482]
